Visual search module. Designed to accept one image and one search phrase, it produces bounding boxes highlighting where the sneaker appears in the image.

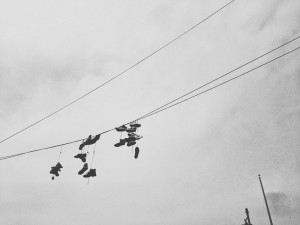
[134,147,140,159]
[126,127,136,133]
[56,162,63,169]
[115,125,127,132]
[79,135,91,150]
[83,169,97,178]
[74,153,87,162]
[127,136,136,142]
[130,123,141,128]
[50,167,60,176]
[86,134,100,145]
[127,141,136,147]
[79,143,85,150]
[78,163,88,175]
[114,139,126,147]
[134,135,143,140]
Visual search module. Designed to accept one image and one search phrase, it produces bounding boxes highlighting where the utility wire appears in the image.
[139,46,300,120]
[1,44,299,161]
[136,35,300,121]
[0,0,237,145]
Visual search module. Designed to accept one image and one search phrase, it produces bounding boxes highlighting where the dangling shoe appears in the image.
[134,135,143,140]
[50,167,59,176]
[130,123,141,128]
[127,141,136,147]
[85,135,96,145]
[89,169,96,177]
[79,135,91,150]
[134,147,140,159]
[83,169,97,178]
[78,163,88,175]
[74,153,87,162]
[79,143,85,150]
[114,139,126,147]
[115,125,127,132]
[56,162,63,169]
[126,127,136,133]
[127,136,136,142]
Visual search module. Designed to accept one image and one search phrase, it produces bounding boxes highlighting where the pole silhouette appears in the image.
[258,174,274,225]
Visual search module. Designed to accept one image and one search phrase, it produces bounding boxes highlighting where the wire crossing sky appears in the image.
[136,35,300,121]
[1,42,299,161]
[0,0,237,145]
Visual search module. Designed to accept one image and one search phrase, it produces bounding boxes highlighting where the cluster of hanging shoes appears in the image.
[49,122,143,181]
[114,122,142,159]
[75,134,100,179]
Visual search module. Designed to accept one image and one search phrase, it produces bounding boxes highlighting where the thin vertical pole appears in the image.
[245,208,251,225]
[258,174,274,225]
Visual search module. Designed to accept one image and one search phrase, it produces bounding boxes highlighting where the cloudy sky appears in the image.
[0,0,299,224]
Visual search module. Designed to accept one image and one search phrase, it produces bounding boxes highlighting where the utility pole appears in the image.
[258,174,274,225]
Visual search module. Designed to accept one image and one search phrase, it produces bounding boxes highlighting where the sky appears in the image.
[0,0,299,224]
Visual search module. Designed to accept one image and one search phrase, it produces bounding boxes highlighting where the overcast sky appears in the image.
[0,0,299,224]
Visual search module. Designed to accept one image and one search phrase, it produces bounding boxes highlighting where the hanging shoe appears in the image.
[130,123,141,128]
[86,134,100,145]
[50,167,59,176]
[114,139,126,147]
[126,127,136,133]
[79,143,85,150]
[127,141,136,147]
[89,169,96,177]
[56,162,63,169]
[79,135,91,150]
[78,163,88,175]
[127,136,136,142]
[74,153,87,162]
[134,135,143,140]
[115,125,127,132]
[83,169,97,178]
[134,147,140,159]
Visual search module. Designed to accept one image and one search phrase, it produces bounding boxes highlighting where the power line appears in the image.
[136,35,300,121]
[0,0,237,145]
[140,46,300,120]
[1,44,299,161]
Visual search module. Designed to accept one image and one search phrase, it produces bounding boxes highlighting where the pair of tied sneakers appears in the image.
[78,163,96,178]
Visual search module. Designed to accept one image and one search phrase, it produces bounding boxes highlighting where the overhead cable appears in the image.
[140,46,300,120]
[136,35,300,120]
[0,0,237,145]
[1,44,299,161]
